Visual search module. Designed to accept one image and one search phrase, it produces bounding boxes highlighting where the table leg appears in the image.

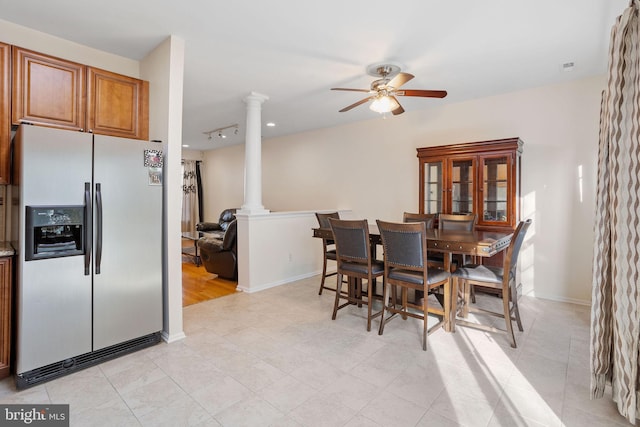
[450,275,458,332]
[193,239,200,266]
[444,253,453,332]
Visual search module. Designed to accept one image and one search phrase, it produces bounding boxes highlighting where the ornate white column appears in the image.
[238,91,269,215]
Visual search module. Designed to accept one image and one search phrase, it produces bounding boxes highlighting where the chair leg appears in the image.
[511,281,524,332]
[378,280,388,336]
[332,273,342,320]
[503,286,517,348]
[402,288,408,320]
[422,287,428,351]
[461,279,470,318]
[318,253,328,295]
[443,279,451,333]
[366,277,373,332]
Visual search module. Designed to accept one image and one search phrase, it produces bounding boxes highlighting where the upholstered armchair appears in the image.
[197,219,238,280]
[196,208,237,240]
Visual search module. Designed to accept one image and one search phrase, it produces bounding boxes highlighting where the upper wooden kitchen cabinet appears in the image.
[87,67,148,140]
[0,43,10,185]
[12,47,86,131]
[417,138,523,233]
[11,46,149,140]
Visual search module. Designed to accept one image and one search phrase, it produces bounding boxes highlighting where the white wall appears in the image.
[236,211,328,293]
[203,75,605,304]
[201,145,246,221]
[140,36,186,343]
[0,19,138,76]
[182,149,204,161]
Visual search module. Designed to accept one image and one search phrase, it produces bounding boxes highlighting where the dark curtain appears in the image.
[196,161,203,223]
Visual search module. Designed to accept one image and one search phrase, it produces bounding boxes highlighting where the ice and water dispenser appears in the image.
[25,206,85,260]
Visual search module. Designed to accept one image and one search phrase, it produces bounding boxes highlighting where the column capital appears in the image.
[244,92,269,104]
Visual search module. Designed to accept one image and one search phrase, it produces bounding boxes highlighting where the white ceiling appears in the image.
[0,0,628,151]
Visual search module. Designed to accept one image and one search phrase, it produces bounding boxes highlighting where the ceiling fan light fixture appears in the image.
[369,95,399,113]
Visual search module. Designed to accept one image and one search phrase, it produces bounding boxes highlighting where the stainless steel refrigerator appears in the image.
[13,124,163,388]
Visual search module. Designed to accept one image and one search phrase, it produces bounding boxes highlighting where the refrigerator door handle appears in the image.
[84,182,92,275]
[95,183,103,274]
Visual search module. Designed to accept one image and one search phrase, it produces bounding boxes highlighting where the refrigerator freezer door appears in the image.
[92,135,163,350]
[16,125,93,373]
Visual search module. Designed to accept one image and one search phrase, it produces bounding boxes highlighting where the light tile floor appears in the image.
[0,276,633,426]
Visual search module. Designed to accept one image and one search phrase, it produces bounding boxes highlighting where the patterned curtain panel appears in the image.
[591,1,640,423]
[182,160,200,234]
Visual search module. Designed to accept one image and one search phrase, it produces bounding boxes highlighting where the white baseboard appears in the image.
[238,271,320,293]
[161,330,186,343]
[530,292,591,306]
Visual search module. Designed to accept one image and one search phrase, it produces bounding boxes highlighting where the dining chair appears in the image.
[438,213,478,270]
[328,218,384,331]
[376,220,451,351]
[452,219,532,348]
[315,212,340,295]
[404,212,440,304]
[402,212,436,229]
[438,213,477,231]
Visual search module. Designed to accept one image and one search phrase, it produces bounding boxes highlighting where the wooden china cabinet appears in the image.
[417,137,523,234]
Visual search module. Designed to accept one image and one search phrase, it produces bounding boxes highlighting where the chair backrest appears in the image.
[328,218,371,264]
[315,212,339,229]
[376,220,427,272]
[438,213,477,231]
[222,219,238,252]
[218,208,237,231]
[504,219,532,279]
[403,212,436,229]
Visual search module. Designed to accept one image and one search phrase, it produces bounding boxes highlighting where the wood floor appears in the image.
[182,255,239,306]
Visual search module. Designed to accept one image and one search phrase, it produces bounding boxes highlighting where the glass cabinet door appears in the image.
[423,161,443,214]
[417,138,521,231]
[482,155,509,223]
[450,159,474,214]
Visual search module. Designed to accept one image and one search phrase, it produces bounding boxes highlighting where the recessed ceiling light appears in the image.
[182,144,189,147]
[266,122,276,127]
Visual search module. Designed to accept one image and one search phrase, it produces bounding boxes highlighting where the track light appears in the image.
[203,124,239,141]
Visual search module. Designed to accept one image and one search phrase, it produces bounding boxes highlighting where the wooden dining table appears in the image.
[312,224,513,332]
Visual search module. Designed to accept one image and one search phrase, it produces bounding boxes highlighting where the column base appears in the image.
[237,206,270,215]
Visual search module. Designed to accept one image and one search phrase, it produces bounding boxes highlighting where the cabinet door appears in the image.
[12,47,86,130]
[86,67,149,140]
[421,159,444,214]
[447,157,476,214]
[0,43,9,185]
[0,257,12,379]
[479,153,515,228]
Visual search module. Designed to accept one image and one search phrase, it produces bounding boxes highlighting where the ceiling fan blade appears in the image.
[387,72,414,89]
[331,88,371,93]
[391,97,404,115]
[396,89,448,98]
[339,96,373,112]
